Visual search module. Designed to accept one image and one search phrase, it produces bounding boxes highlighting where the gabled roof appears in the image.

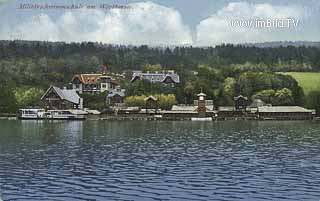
[197,92,207,97]
[72,74,102,84]
[130,75,141,82]
[144,95,158,101]
[130,71,180,83]
[234,95,248,101]
[161,74,180,83]
[41,86,81,105]
[72,74,119,85]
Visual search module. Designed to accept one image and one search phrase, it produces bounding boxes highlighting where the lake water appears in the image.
[0,120,320,201]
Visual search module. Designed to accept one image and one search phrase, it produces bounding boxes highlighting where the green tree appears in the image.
[88,56,100,72]
[124,95,146,108]
[274,88,294,106]
[183,81,195,104]
[222,77,236,105]
[14,87,44,108]
[143,64,162,72]
[0,87,17,113]
[306,91,320,115]
[252,89,276,104]
[157,94,177,110]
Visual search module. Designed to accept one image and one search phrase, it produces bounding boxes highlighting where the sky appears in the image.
[0,0,319,46]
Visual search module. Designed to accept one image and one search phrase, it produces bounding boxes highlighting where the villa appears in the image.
[71,74,119,94]
[130,70,180,85]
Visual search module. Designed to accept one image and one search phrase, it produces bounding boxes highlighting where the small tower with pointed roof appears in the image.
[197,90,207,117]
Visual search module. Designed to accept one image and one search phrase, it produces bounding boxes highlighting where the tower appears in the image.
[197,91,207,117]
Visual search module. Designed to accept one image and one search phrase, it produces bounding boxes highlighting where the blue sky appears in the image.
[0,0,319,46]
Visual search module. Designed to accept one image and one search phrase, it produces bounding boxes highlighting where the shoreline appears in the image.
[1,114,319,121]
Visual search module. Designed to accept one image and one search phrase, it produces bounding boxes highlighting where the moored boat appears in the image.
[45,110,86,120]
[191,117,212,121]
[17,109,87,120]
[17,108,46,119]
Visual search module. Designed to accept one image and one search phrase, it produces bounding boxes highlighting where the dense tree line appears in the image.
[1,40,320,74]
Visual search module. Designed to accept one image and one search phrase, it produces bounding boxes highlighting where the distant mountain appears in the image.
[243,41,320,48]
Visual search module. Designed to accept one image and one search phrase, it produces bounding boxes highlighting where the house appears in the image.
[144,96,158,113]
[71,74,118,94]
[234,95,248,111]
[41,86,83,110]
[258,106,316,120]
[106,87,125,106]
[130,70,180,85]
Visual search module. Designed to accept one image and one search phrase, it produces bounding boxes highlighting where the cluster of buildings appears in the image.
[159,93,316,120]
[40,70,180,110]
[36,68,316,120]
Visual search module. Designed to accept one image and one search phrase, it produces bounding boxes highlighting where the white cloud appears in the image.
[196,2,305,46]
[1,1,192,45]
[0,1,310,46]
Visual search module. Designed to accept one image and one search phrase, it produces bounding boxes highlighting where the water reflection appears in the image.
[0,120,320,200]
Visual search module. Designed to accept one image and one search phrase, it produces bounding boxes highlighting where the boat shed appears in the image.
[257,106,315,120]
[41,86,83,110]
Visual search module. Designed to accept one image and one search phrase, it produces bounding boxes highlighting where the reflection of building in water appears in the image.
[19,120,84,145]
[43,123,60,145]
[20,120,46,138]
[60,121,84,146]
[43,121,84,145]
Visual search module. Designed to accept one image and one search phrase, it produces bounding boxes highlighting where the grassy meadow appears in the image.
[282,72,320,95]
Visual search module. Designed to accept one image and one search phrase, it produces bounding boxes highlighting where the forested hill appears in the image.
[1,40,320,74]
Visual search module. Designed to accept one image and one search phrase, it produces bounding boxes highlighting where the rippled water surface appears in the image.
[1,120,320,200]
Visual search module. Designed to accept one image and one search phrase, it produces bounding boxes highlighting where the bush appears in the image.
[157,94,177,110]
[124,95,146,108]
[252,88,294,106]
[124,94,177,110]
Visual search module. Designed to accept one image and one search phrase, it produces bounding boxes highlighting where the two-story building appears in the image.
[71,74,118,94]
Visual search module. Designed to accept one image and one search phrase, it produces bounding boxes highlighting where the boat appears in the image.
[191,117,212,121]
[17,108,46,119]
[45,110,86,120]
[17,109,86,120]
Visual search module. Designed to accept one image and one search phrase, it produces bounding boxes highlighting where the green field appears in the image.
[283,72,320,95]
